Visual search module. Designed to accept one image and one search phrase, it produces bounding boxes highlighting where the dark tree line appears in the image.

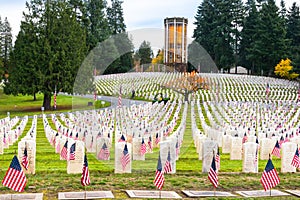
[3,0,133,110]
[0,16,13,80]
[192,0,300,76]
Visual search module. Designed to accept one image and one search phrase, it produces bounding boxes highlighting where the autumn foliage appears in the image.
[274,58,299,80]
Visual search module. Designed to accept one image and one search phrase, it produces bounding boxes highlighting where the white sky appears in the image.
[0,0,297,46]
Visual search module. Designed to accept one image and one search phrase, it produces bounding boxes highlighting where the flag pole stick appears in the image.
[270,188,271,197]
[159,189,161,199]
[84,185,87,200]
[214,186,216,196]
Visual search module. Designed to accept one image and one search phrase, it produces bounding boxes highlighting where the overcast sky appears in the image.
[0,0,297,45]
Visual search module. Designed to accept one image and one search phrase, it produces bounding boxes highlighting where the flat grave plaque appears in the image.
[126,190,182,199]
[58,191,114,199]
[286,190,300,197]
[235,190,290,197]
[182,190,236,197]
[0,193,43,200]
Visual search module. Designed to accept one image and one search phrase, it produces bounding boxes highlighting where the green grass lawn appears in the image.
[0,90,110,118]
[0,92,299,199]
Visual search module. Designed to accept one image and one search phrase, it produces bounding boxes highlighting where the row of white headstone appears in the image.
[0,116,27,154]
[18,115,37,174]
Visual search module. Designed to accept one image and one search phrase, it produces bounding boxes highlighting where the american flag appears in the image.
[61,140,68,160]
[69,143,76,161]
[53,88,57,110]
[121,144,130,171]
[140,138,147,156]
[118,85,122,108]
[3,132,6,145]
[2,155,27,192]
[260,158,280,191]
[242,133,248,144]
[89,136,94,149]
[81,154,90,186]
[147,136,153,152]
[155,133,160,145]
[94,68,97,101]
[175,141,179,157]
[291,148,300,168]
[75,132,79,140]
[163,150,172,173]
[271,141,281,158]
[118,134,126,142]
[215,148,220,171]
[266,83,270,97]
[278,136,284,148]
[254,147,258,166]
[21,146,29,170]
[154,154,165,190]
[98,143,110,160]
[208,155,219,188]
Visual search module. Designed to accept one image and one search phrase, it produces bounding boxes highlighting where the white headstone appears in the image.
[260,138,273,160]
[115,143,132,173]
[222,135,232,154]
[132,138,145,161]
[67,141,85,174]
[242,142,258,173]
[281,142,297,173]
[160,140,176,174]
[230,137,242,160]
[18,140,36,174]
[96,137,110,160]
[202,140,218,173]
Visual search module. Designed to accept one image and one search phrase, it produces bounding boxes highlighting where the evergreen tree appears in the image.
[86,0,110,50]
[137,41,153,66]
[106,0,133,73]
[6,0,87,110]
[107,0,126,34]
[240,0,260,74]
[253,0,287,75]
[0,17,12,79]
[230,0,245,73]
[286,2,300,73]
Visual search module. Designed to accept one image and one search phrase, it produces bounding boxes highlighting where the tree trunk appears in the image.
[33,93,36,101]
[43,93,52,110]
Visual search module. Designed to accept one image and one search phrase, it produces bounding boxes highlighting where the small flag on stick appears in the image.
[154,155,165,190]
[260,157,280,191]
[81,154,90,186]
[2,155,27,192]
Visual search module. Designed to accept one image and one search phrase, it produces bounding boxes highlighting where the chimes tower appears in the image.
[164,17,188,72]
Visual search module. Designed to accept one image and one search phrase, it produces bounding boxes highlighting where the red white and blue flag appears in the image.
[154,154,165,190]
[291,148,300,168]
[271,141,281,158]
[81,155,90,186]
[163,150,172,173]
[98,143,110,160]
[2,155,27,192]
[121,144,130,171]
[21,146,29,170]
[69,143,76,161]
[260,158,280,191]
[208,155,219,188]
[140,138,147,156]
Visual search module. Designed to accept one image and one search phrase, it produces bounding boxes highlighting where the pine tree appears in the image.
[86,0,110,50]
[6,0,87,110]
[0,17,12,79]
[240,0,260,74]
[137,41,153,66]
[106,0,133,73]
[286,2,300,73]
[252,0,287,75]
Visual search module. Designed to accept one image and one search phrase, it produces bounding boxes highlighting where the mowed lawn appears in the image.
[0,89,110,118]
[0,91,299,199]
